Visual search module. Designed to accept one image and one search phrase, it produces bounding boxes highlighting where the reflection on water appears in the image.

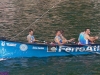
[0,55,100,75]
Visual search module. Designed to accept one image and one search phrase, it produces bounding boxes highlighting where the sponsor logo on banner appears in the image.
[20,44,28,51]
[47,46,57,52]
[59,45,100,52]
[1,41,5,46]
[6,43,16,47]
[1,41,17,47]
[50,47,56,52]
[32,46,44,50]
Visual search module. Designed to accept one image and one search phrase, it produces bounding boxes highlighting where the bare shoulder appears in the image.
[27,35,31,39]
[27,35,30,37]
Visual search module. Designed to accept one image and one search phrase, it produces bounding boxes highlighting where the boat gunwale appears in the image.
[0,39,100,46]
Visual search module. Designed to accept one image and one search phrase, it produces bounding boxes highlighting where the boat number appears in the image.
[20,44,28,51]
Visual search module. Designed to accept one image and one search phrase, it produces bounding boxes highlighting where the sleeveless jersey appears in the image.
[27,34,35,43]
[54,36,62,44]
[79,32,89,45]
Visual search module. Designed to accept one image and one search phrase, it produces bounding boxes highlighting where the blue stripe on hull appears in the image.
[0,40,100,58]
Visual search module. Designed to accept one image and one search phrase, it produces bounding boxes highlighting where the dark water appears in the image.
[0,55,100,75]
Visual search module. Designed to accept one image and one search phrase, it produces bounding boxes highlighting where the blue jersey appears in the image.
[79,32,89,45]
[54,36,62,44]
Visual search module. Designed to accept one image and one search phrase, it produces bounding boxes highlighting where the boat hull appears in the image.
[0,40,100,58]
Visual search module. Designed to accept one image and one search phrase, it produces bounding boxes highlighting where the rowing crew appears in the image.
[27,28,98,45]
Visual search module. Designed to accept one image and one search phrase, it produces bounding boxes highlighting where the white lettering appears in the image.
[59,46,66,52]
[38,47,44,49]
[59,45,100,52]
[93,46,100,51]
[79,47,85,52]
[86,46,92,52]
[71,47,75,52]
[32,46,44,50]
[75,47,80,52]
[32,47,38,49]
[65,47,72,52]
[6,43,16,47]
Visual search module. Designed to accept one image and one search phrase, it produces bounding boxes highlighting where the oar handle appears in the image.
[34,40,39,42]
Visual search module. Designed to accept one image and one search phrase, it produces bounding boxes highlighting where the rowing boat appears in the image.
[0,39,100,58]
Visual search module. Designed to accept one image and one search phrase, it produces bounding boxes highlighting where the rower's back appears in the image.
[79,32,87,45]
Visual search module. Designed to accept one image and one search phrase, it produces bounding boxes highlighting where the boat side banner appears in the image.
[59,45,100,52]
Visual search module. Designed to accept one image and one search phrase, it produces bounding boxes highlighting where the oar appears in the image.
[35,40,48,44]
[34,40,39,41]
[31,39,42,42]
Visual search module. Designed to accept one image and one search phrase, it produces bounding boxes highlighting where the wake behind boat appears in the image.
[0,39,100,58]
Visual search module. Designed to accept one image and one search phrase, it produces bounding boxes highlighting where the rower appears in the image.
[27,29,38,43]
[54,30,64,45]
[54,30,75,45]
[78,28,98,45]
[60,30,75,44]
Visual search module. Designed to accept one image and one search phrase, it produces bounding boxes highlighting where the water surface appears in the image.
[0,55,100,75]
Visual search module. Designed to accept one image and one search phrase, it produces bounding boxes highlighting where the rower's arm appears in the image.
[68,38,75,42]
[27,36,32,43]
[33,38,36,42]
[86,35,95,42]
[60,35,66,40]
